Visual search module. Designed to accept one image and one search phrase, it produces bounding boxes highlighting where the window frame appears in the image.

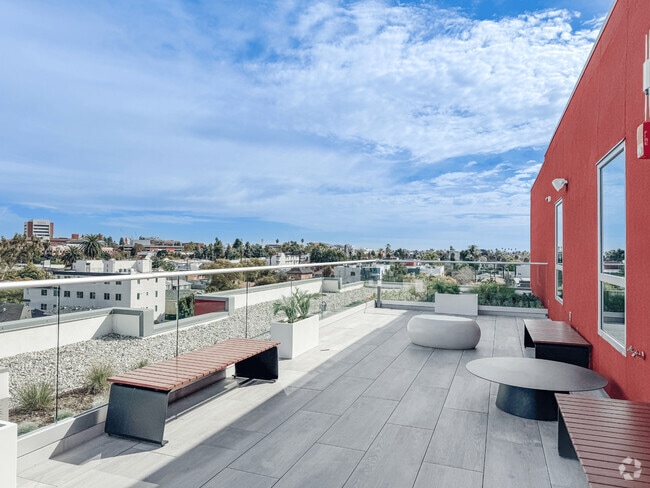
[597,140,626,354]
[555,199,563,303]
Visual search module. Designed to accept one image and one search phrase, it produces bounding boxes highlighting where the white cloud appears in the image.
[0,1,603,248]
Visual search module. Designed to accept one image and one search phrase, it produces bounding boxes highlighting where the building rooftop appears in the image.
[17,308,589,488]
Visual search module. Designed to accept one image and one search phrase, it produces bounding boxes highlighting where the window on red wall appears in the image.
[597,142,626,353]
[555,200,563,302]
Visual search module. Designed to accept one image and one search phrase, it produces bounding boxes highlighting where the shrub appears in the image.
[133,358,150,369]
[472,280,543,308]
[85,363,115,394]
[474,280,516,306]
[424,276,460,301]
[16,381,55,412]
[56,409,75,421]
[254,275,279,286]
[381,286,422,302]
[18,421,40,435]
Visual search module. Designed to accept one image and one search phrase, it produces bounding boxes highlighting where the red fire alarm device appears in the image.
[638,122,650,159]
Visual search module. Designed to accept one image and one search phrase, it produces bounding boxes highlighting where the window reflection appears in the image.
[600,150,625,276]
[598,143,625,350]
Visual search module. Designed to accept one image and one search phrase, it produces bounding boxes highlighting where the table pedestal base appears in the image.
[495,384,566,421]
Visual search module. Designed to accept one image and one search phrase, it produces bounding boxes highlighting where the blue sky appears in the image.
[0,0,612,251]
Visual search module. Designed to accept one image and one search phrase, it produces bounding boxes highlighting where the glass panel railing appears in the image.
[4,284,59,434]
[375,261,545,310]
[3,257,539,437]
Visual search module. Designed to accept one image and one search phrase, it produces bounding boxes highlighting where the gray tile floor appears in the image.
[17,308,590,488]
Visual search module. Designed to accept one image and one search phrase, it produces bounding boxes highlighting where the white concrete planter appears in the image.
[271,314,319,359]
[0,421,17,488]
[434,293,478,316]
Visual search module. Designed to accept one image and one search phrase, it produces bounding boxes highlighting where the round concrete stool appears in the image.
[407,314,481,349]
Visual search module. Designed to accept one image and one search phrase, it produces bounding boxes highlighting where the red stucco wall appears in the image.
[531,0,650,401]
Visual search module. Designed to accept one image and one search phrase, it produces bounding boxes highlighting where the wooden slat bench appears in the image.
[524,319,591,368]
[556,394,650,487]
[105,337,279,445]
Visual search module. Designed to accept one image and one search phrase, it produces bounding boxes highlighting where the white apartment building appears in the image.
[24,260,166,321]
[270,253,301,266]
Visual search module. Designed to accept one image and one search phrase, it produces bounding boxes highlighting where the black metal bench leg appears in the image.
[105,384,169,446]
[235,347,279,380]
[557,410,578,459]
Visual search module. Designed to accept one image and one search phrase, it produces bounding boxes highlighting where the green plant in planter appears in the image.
[273,289,320,323]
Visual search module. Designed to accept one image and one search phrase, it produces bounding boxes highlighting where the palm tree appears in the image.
[81,234,103,259]
[62,246,83,268]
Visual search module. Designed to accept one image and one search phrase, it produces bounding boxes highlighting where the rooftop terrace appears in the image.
[17,307,590,488]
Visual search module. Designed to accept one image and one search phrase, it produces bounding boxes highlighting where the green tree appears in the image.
[603,248,625,262]
[17,263,47,280]
[130,243,145,257]
[384,244,392,259]
[250,243,265,258]
[382,262,408,282]
[0,234,45,279]
[203,260,242,292]
[419,249,440,261]
[394,248,410,259]
[178,294,195,319]
[264,245,278,265]
[61,246,83,268]
[213,238,224,259]
[81,234,103,259]
[243,241,252,259]
[0,288,23,304]
[281,240,302,256]
[460,244,481,262]
[308,244,346,263]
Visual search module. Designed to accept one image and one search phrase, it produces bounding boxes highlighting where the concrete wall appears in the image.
[0,309,147,359]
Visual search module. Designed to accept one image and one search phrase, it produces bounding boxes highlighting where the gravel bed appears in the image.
[3,287,374,410]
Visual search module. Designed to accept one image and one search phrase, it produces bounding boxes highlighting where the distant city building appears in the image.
[133,238,183,253]
[287,267,313,280]
[24,219,54,240]
[24,259,166,321]
[271,253,301,266]
[333,265,362,283]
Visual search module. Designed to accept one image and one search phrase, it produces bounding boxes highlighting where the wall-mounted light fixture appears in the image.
[545,196,551,202]
[552,178,568,192]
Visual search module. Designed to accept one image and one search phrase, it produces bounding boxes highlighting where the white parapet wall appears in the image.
[0,309,148,359]
[205,279,323,310]
[434,292,478,316]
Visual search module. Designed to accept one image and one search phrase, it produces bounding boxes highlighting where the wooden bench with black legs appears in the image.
[105,338,279,445]
[556,393,650,487]
[524,319,592,368]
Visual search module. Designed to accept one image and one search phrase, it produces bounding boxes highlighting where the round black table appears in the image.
[466,357,608,420]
